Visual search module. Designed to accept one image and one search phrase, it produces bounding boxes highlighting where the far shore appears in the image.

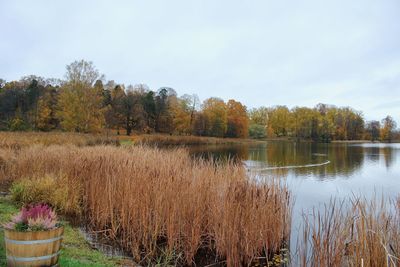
[114,133,400,145]
[100,131,400,145]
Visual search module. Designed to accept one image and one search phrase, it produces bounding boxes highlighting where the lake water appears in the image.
[188,141,400,254]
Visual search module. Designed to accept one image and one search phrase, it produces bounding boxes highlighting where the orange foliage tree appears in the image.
[226,99,249,138]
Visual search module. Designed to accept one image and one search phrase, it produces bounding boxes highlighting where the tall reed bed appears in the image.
[297,197,400,267]
[1,145,291,266]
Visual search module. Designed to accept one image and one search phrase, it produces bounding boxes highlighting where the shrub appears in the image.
[249,124,266,139]
[11,174,81,216]
[9,118,29,131]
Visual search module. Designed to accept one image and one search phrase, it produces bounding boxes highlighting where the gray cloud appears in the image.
[1,0,399,123]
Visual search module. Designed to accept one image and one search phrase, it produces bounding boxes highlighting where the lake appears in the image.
[188,141,400,253]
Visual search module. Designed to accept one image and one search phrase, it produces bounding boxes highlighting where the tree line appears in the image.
[248,105,398,142]
[0,60,398,142]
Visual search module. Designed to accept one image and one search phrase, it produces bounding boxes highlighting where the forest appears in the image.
[0,60,398,142]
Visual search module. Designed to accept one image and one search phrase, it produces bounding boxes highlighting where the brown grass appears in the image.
[0,143,291,266]
[0,131,119,149]
[135,134,259,146]
[298,197,400,267]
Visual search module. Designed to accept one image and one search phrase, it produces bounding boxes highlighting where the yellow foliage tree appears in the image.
[36,96,52,131]
[380,115,397,142]
[267,106,291,137]
[171,97,192,135]
[202,97,227,137]
[57,60,105,133]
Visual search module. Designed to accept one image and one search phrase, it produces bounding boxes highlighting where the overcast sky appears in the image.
[1,0,399,123]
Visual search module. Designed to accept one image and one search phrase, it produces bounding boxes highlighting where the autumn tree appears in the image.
[380,116,397,142]
[268,106,291,137]
[36,87,58,131]
[122,88,146,135]
[365,120,380,141]
[311,105,333,142]
[57,60,105,133]
[181,94,200,133]
[226,99,249,138]
[248,107,269,139]
[24,80,41,129]
[170,96,193,135]
[291,107,316,140]
[346,110,364,140]
[192,112,209,136]
[249,107,269,126]
[105,84,126,133]
[141,91,157,132]
[0,78,61,130]
[248,124,266,139]
[202,97,227,137]
[155,87,176,133]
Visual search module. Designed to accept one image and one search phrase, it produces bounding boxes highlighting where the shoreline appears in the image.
[117,134,400,145]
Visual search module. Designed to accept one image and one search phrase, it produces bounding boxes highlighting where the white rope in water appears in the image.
[246,160,331,171]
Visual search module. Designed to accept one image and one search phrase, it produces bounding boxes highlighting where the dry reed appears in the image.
[298,197,400,267]
[1,144,291,266]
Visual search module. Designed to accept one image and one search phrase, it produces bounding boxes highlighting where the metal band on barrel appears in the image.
[7,251,60,262]
[5,235,63,245]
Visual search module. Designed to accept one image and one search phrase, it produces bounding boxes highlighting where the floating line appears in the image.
[246,160,331,171]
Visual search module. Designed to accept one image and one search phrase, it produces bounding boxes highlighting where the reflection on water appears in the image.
[189,142,399,178]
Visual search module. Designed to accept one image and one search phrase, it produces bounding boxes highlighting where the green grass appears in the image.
[119,139,134,146]
[0,197,125,267]
[0,197,18,267]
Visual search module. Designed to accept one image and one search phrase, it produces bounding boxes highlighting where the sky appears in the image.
[1,0,400,123]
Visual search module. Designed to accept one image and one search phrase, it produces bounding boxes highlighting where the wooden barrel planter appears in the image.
[4,227,64,267]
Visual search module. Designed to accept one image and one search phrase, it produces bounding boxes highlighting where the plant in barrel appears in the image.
[3,204,63,267]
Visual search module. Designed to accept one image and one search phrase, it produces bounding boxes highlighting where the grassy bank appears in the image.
[0,196,124,267]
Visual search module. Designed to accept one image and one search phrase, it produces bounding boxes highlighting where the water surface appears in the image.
[189,141,399,199]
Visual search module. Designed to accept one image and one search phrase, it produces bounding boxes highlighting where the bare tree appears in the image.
[65,59,105,86]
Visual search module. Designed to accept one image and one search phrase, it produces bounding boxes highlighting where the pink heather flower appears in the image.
[3,203,59,231]
[12,212,25,223]
[3,211,25,230]
[27,216,57,231]
[3,222,16,230]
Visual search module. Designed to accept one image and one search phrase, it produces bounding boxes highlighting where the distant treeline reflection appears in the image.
[188,142,398,178]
